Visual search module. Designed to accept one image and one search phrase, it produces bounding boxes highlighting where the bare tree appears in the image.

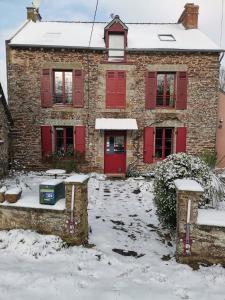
[220,66,225,91]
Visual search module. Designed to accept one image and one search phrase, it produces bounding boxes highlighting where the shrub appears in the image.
[198,150,217,169]
[153,153,212,228]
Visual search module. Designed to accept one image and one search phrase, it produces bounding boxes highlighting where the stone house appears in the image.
[6,3,223,175]
[0,83,13,176]
[216,89,225,168]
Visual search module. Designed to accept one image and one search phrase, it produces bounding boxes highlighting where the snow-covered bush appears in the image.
[153,153,212,228]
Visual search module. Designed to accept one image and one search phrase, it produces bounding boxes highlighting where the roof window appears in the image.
[158,34,176,41]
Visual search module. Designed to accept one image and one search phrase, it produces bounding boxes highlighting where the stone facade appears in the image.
[7,45,220,173]
[0,175,89,245]
[0,83,12,177]
[175,180,225,267]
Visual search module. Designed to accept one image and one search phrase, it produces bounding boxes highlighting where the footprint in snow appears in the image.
[174,287,190,299]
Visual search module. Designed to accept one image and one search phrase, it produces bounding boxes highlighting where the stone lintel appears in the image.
[147,64,188,72]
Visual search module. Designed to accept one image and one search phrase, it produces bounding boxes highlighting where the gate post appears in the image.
[64,174,89,245]
[174,179,204,264]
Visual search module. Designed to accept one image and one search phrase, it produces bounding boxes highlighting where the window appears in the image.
[106,71,126,108]
[145,71,187,110]
[53,71,72,104]
[106,135,125,153]
[41,125,86,159]
[108,33,125,61]
[41,69,84,108]
[143,127,186,164]
[156,73,176,107]
[155,128,173,159]
[158,34,176,41]
[55,127,74,156]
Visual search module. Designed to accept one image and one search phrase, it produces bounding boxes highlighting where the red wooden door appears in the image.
[104,131,126,174]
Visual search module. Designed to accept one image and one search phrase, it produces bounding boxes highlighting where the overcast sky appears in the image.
[0,0,224,97]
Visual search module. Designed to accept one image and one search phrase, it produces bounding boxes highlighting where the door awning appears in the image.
[95,118,138,130]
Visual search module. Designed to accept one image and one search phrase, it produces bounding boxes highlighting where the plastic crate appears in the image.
[39,179,65,205]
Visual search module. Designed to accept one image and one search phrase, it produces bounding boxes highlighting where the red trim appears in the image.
[41,126,52,158]
[143,127,154,163]
[104,131,126,174]
[106,70,126,108]
[176,127,187,153]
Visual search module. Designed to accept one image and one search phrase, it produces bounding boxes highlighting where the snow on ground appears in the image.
[0,173,225,300]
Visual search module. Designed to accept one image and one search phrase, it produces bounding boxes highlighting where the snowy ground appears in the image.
[0,173,225,300]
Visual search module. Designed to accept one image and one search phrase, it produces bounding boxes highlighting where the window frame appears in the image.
[54,126,74,156]
[154,127,174,160]
[156,72,176,108]
[108,32,126,62]
[53,70,73,105]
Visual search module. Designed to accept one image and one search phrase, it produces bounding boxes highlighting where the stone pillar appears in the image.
[64,174,89,245]
[174,179,204,264]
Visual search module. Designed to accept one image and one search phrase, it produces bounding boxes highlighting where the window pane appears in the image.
[114,136,125,153]
[166,74,175,107]
[65,72,72,104]
[155,128,163,158]
[66,127,74,155]
[106,136,114,153]
[165,128,173,157]
[54,72,63,103]
[156,128,163,139]
[156,74,164,106]
[56,128,64,154]
[109,34,124,58]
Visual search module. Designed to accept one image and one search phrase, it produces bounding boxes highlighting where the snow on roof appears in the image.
[64,174,89,183]
[174,179,204,192]
[41,179,64,186]
[9,21,222,52]
[95,118,138,130]
[197,209,225,227]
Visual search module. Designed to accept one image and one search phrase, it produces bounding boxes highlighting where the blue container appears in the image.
[39,179,65,205]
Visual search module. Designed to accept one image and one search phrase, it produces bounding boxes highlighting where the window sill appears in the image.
[105,106,126,110]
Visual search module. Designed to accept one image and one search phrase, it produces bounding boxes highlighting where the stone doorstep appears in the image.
[105,173,126,179]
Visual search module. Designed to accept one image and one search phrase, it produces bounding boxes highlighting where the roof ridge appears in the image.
[43,20,178,25]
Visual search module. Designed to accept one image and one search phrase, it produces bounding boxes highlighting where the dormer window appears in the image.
[104,15,128,62]
[108,33,125,61]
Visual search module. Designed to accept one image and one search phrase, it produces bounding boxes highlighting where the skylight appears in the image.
[158,34,176,41]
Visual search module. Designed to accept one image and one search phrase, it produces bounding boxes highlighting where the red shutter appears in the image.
[75,126,85,155]
[176,72,187,109]
[145,72,157,109]
[176,127,187,153]
[116,71,126,107]
[144,127,154,163]
[41,126,52,158]
[41,69,52,108]
[106,71,126,108]
[73,70,84,107]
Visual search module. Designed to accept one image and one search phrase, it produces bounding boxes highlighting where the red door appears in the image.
[104,131,126,174]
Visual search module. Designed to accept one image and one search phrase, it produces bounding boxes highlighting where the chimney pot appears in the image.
[26,7,42,22]
[178,3,199,29]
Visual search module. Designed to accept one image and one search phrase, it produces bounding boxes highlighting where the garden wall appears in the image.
[175,179,225,267]
[0,175,89,245]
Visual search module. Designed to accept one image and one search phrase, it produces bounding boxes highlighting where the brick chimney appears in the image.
[178,3,199,29]
[26,7,42,22]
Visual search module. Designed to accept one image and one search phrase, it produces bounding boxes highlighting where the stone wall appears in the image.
[0,99,10,177]
[7,46,220,172]
[0,175,89,245]
[175,179,225,267]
